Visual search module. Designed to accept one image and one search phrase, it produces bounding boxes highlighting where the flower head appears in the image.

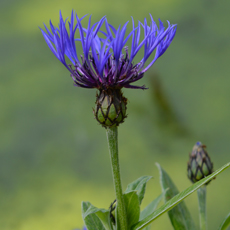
[40,11,177,90]
[40,11,176,127]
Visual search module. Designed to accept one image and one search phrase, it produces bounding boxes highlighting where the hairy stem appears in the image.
[106,126,127,230]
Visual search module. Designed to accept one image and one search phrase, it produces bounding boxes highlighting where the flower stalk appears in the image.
[197,186,207,230]
[106,126,127,230]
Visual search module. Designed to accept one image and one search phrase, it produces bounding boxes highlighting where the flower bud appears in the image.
[109,199,116,225]
[187,142,213,184]
[94,89,127,127]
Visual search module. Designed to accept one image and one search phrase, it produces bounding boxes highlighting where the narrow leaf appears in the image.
[125,176,152,204]
[140,192,165,230]
[158,163,197,230]
[140,192,165,220]
[124,191,140,229]
[218,212,230,230]
[131,162,230,230]
[82,201,110,230]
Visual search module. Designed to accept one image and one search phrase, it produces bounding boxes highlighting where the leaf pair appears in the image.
[123,175,164,230]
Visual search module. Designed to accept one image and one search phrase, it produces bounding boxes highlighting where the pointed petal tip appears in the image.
[59,10,63,18]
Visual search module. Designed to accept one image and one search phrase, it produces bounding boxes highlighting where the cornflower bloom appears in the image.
[40,11,177,127]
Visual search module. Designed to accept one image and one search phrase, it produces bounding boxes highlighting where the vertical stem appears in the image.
[197,186,207,230]
[106,126,127,230]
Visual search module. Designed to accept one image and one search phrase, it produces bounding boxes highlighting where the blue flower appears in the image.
[40,11,176,90]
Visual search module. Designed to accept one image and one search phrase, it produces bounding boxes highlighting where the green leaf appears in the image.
[218,212,230,230]
[82,201,112,230]
[96,211,113,230]
[157,163,197,230]
[124,191,140,229]
[131,162,230,230]
[140,192,165,221]
[125,176,152,204]
[140,193,165,230]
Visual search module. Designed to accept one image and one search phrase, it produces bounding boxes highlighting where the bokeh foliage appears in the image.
[0,0,230,229]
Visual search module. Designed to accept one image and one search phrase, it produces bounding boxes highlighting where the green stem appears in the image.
[106,126,127,230]
[197,186,207,230]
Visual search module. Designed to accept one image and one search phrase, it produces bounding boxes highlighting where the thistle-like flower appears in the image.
[40,11,177,127]
[187,142,214,184]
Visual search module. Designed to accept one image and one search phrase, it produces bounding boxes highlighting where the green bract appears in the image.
[94,89,127,127]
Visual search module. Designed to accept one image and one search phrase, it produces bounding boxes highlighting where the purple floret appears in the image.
[40,10,177,90]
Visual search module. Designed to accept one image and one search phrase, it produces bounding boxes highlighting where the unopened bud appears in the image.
[187,142,213,184]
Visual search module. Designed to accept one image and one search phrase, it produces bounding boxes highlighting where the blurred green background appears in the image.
[1,0,230,229]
